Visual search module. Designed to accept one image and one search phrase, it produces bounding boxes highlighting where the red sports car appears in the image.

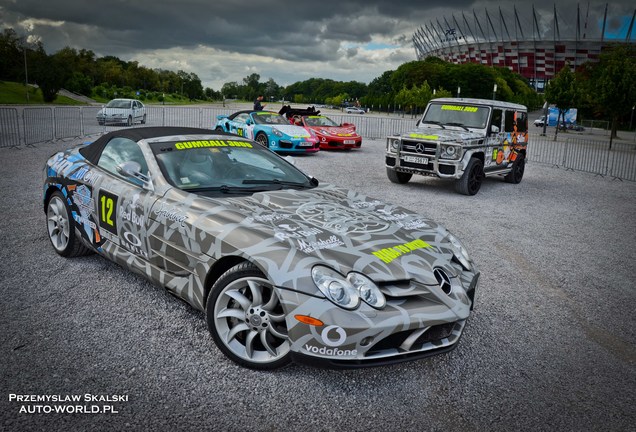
[280,106,362,150]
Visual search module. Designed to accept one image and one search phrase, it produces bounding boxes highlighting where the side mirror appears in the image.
[491,125,500,134]
[246,119,252,126]
[117,161,151,186]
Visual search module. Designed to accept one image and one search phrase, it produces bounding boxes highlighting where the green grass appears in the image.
[0,81,85,105]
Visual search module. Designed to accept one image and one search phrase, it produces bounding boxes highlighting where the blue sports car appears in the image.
[215,111,320,153]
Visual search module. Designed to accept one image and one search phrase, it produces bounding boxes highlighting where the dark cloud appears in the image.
[0,0,633,88]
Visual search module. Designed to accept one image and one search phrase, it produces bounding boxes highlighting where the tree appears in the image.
[590,45,636,147]
[544,64,578,140]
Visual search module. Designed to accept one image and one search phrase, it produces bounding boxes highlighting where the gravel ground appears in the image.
[1,136,634,432]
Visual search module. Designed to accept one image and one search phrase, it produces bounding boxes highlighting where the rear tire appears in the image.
[504,154,525,184]
[455,158,484,195]
[387,168,412,184]
[46,191,93,257]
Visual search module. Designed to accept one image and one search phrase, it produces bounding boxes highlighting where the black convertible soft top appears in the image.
[79,126,224,164]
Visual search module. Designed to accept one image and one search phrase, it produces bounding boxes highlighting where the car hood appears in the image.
[401,126,485,142]
[270,124,311,138]
[161,184,464,294]
[310,126,357,136]
[98,107,132,114]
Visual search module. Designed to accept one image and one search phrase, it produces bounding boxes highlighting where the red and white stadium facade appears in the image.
[413,3,636,91]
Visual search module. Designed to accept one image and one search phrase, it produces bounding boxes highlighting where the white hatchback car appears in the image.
[344,107,365,114]
[97,98,147,126]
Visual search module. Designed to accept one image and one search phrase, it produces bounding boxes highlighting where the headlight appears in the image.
[272,128,283,137]
[319,129,329,135]
[347,273,385,309]
[441,145,461,160]
[387,138,400,153]
[312,266,359,309]
[446,232,472,270]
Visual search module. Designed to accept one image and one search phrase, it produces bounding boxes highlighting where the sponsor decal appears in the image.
[372,238,432,264]
[275,224,323,241]
[119,206,145,227]
[397,219,430,230]
[297,235,344,253]
[69,166,102,185]
[321,325,347,347]
[174,140,252,150]
[72,184,94,213]
[296,202,390,234]
[440,105,478,112]
[350,200,383,209]
[246,213,288,223]
[153,203,187,227]
[408,133,438,140]
[304,345,357,357]
[120,231,148,258]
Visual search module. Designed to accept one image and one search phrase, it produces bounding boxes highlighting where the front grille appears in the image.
[401,140,437,155]
[365,321,462,357]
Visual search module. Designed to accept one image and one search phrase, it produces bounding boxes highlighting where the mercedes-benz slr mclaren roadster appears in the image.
[43,126,479,369]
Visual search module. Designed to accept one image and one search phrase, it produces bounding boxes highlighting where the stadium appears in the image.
[412,3,636,91]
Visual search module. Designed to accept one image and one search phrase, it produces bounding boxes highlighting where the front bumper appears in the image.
[271,138,320,153]
[278,270,479,368]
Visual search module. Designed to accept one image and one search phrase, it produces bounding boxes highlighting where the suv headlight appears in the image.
[441,144,461,160]
[446,233,472,270]
[387,138,400,153]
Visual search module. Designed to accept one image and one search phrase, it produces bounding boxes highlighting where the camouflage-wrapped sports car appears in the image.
[43,127,479,369]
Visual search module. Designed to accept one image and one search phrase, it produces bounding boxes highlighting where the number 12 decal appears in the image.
[98,191,118,235]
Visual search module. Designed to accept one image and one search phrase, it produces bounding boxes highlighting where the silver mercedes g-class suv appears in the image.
[385,98,528,195]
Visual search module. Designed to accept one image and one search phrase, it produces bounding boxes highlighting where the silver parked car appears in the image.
[43,126,479,370]
[97,98,147,126]
[344,107,365,114]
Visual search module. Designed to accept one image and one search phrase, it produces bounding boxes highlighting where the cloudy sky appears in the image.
[1,1,633,90]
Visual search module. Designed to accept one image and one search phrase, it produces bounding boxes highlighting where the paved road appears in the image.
[1,136,634,432]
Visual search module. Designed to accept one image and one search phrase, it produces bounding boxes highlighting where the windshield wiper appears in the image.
[185,184,267,194]
[444,122,470,131]
[242,179,310,188]
[420,120,445,129]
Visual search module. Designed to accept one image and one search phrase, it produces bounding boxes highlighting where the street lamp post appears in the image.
[493,83,497,100]
[457,87,461,98]
[24,46,29,103]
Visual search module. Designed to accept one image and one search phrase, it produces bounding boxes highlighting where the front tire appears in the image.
[455,158,484,195]
[127,116,132,126]
[504,154,525,184]
[206,262,291,370]
[46,191,93,257]
[387,168,412,184]
[255,132,269,148]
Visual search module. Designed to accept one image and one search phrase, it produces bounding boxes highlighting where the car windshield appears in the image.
[304,116,339,127]
[421,103,490,129]
[105,100,133,109]
[252,112,289,125]
[152,138,314,196]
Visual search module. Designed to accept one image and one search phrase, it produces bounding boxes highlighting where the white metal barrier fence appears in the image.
[1,106,634,181]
